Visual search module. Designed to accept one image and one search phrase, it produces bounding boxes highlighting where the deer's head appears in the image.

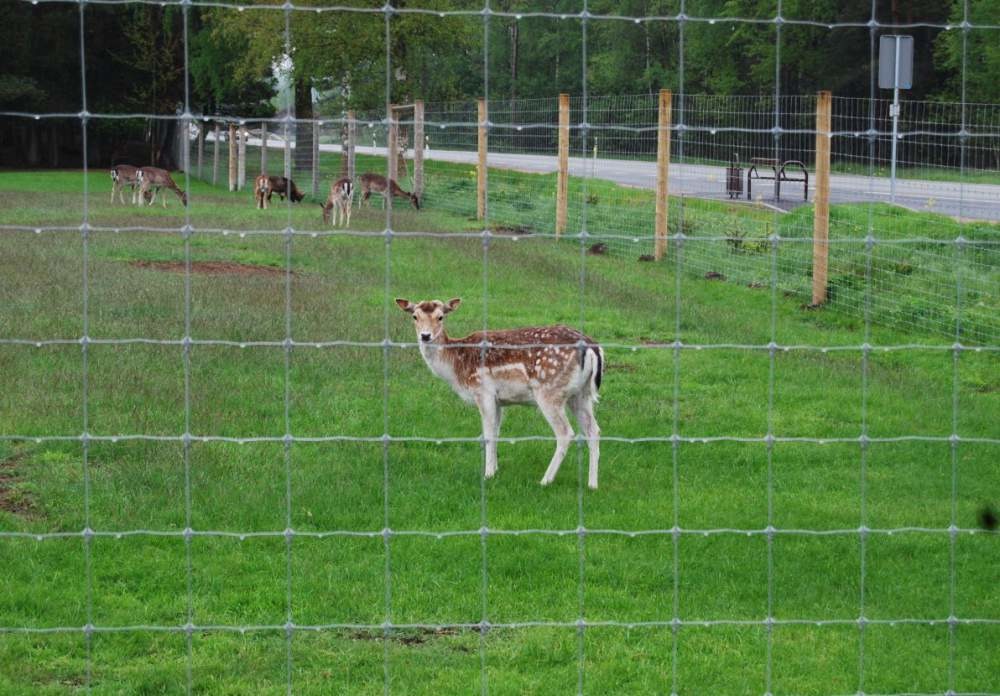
[396,297,461,343]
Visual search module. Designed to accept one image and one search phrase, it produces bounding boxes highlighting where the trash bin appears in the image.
[726,153,744,199]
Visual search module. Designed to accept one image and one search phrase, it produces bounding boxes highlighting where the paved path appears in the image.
[236,136,1000,222]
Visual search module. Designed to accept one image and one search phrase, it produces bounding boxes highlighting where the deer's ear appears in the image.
[395,298,415,313]
[444,298,462,314]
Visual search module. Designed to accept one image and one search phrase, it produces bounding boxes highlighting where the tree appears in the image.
[934,0,1000,103]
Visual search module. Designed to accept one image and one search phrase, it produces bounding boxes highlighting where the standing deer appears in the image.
[321,177,353,226]
[254,174,271,209]
[136,167,188,207]
[110,164,140,204]
[359,172,420,210]
[253,175,305,209]
[396,298,603,489]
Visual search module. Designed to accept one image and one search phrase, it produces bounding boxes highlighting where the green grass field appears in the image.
[188,143,1000,344]
[1,170,999,694]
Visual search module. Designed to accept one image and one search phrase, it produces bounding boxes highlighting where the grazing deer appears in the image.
[254,175,305,209]
[396,298,603,489]
[321,177,353,226]
[359,172,420,210]
[136,167,188,207]
[110,164,141,204]
[253,174,272,209]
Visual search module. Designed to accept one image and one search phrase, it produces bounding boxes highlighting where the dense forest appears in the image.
[1,0,996,168]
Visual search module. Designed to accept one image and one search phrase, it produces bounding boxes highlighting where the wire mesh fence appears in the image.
[3,1,1000,694]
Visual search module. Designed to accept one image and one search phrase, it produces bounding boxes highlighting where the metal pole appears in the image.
[890,37,901,204]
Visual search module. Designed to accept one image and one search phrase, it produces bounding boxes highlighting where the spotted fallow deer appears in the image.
[321,177,353,226]
[110,164,140,204]
[359,172,420,210]
[396,298,604,489]
[136,167,188,207]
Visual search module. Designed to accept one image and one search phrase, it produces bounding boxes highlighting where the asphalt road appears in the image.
[240,136,1000,222]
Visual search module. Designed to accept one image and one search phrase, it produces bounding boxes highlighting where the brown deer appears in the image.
[321,177,353,226]
[110,164,141,204]
[254,175,305,209]
[359,172,420,210]
[136,167,188,207]
[396,298,603,488]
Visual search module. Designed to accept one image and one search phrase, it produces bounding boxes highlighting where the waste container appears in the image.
[726,153,744,199]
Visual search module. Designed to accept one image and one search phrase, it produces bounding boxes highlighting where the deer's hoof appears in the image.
[540,477,553,486]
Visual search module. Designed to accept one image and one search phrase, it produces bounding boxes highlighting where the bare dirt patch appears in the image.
[349,627,463,647]
[0,451,36,518]
[489,225,533,237]
[129,260,286,276]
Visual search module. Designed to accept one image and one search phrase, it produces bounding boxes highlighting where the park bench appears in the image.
[746,157,809,202]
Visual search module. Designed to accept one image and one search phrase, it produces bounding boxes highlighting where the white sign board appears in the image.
[879,35,913,90]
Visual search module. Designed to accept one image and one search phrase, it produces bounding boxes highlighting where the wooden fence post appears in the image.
[388,106,398,212]
[556,93,570,238]
[228,123,237,192]
[312,120,320,196]
[260,122,268,174]
[414,100,425,197]
[654,89,672,261]
[183,117,191,174]
[282,117,292,179]
[346,111,356,181]
[212,123,220,186]
[812,90,832,306]
[237,126,247,190]
[477,98,487,221]
[197,124,204,179]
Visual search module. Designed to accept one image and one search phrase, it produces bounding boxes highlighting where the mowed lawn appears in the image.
[1,170,999,694]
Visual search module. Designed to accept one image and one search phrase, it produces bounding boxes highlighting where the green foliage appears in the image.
[934,0,1000,103]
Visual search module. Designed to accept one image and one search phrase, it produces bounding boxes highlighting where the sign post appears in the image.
[878,35,913,203]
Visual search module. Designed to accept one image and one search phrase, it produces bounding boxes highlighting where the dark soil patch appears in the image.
[490,225,533,237]
[0,451,36,518]
[349,627,462,646]
[587,242,608,255]
[130,260,286,276]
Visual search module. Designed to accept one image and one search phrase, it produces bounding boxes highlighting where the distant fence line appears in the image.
[181,90,998,344]
[179,91,1000,180]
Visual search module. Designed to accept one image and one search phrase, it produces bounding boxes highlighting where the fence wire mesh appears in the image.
[1,0,999,694]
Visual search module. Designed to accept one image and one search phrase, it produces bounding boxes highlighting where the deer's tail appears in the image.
[580,344,603,401]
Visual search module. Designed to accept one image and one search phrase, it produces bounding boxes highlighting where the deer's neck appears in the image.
[418,330,475,401]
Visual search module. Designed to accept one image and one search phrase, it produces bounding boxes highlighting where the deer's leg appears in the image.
[476,395,501,479]
[110,182,116,204]
[538,395,573,486]
[569,394,601,490]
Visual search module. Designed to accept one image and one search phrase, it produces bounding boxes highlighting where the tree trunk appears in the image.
[155,119,178,171]
[50,125,59,168]
[27,123,39,166]
[294,78,313,176]
[510,19,519,101]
